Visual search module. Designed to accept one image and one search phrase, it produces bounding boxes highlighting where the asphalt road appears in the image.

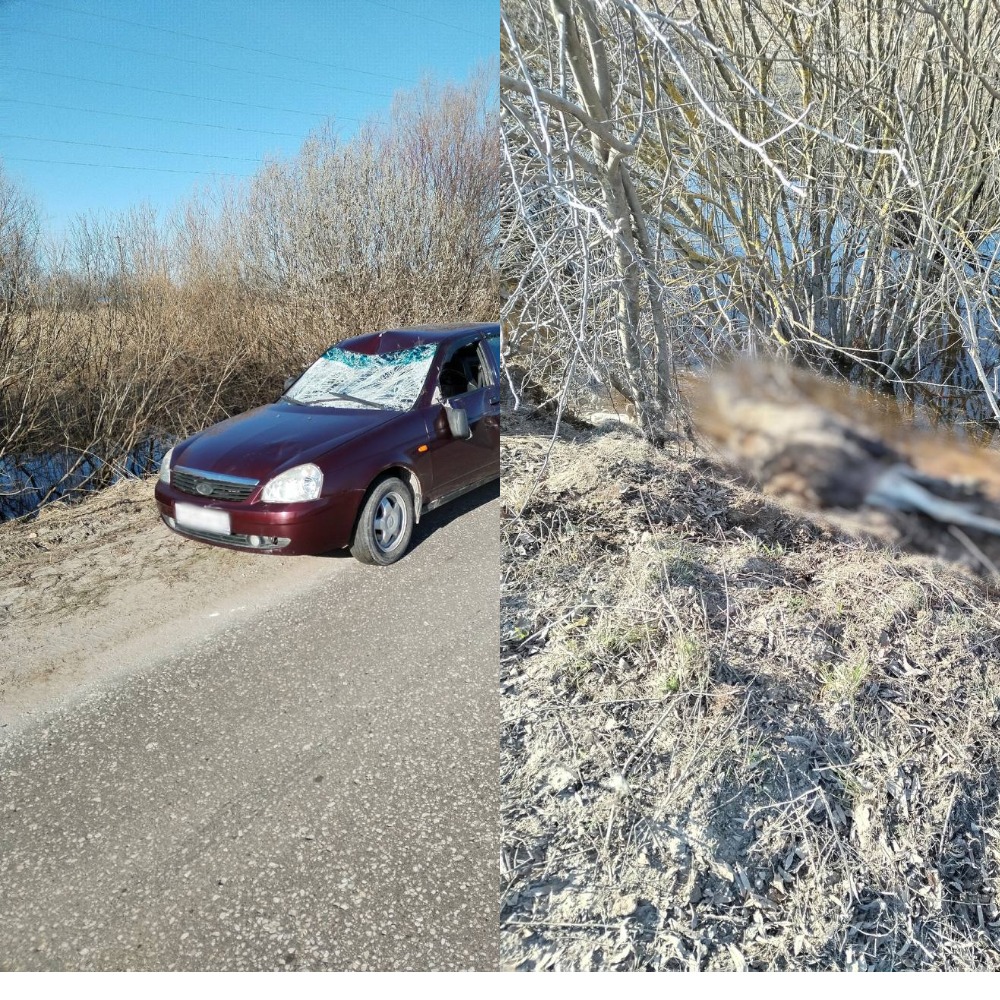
[0,483,499,971]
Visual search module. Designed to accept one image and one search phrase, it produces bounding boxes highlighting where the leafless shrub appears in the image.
[502,0,1000,435]
[238,65,498,334]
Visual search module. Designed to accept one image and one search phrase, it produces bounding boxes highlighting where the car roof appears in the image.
[338,322,500,354]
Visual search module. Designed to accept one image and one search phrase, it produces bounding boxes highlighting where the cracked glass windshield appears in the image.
[285,343,437,410]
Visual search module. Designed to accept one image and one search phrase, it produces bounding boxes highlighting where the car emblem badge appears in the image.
[196,482,214,496]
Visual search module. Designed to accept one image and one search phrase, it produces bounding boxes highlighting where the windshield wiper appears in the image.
[286,391,393,410]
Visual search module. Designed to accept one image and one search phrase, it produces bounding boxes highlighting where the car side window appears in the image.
[485,335,501,371]
[439,342,489,399]
[475,341,496,387]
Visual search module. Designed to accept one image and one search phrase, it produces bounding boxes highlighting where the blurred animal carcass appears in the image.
[683,359,1000,571]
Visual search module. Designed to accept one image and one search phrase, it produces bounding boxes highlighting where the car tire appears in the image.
[350,476,416,565]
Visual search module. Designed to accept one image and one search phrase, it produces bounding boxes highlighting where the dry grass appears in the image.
[0,295,301,518]
[501,407,1000,971]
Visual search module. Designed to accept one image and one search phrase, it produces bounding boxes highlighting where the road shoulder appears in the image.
[0,476,342,731]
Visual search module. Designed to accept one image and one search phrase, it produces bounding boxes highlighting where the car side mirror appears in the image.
[444,401,472,439]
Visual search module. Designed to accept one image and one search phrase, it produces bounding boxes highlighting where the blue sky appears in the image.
[0,0,498,235]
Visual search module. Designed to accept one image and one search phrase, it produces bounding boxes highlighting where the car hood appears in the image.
[173,401,399,481]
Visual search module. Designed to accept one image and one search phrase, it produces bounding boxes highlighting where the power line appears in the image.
[2,156,252,177]
[7,26,394,100]
[0,132,262,163]
[23,0,419,86]
[9,67,334,119]
[362,0,495,41]
[0,98,303,138]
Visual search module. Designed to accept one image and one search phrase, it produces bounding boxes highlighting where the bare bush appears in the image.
[238,66,499,334]
[502,0,1000,434]
[0,167,46,484]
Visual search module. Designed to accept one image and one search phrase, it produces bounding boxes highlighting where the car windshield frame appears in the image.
[283,342,438,411]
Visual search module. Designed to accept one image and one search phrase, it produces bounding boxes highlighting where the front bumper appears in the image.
[154,481,363,556]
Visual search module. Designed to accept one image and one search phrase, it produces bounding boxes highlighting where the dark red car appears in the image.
[155,322,500,564]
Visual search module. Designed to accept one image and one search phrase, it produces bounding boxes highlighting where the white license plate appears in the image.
[175,502,231,535]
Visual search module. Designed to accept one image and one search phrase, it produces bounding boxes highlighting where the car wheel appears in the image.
[350,476,415,565]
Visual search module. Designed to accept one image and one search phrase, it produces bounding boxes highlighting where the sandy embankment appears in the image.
[0,477,337,728]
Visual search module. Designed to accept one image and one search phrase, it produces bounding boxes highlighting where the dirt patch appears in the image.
[501,409,1000,971]
[0,477,337,728]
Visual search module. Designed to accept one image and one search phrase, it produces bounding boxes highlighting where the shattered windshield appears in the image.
[285,343,437,410]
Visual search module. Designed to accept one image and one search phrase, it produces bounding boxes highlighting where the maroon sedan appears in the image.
[155,322,500,564]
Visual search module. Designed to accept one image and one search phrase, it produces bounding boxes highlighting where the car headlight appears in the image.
[159,447,174,484]
[261,463,323,503]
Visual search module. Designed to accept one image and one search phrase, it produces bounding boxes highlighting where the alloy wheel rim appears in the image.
[373,492,407,552]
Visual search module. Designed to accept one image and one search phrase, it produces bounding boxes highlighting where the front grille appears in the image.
[173,467,258,502]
